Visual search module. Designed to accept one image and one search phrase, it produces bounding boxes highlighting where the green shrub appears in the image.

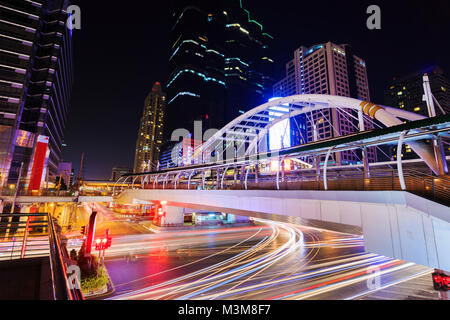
[80,267,109,293]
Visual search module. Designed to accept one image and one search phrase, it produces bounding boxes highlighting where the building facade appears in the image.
[273,42,377,166]
[166,0,275,149]
[385,66,450,160]
[385,66,450,117]
[134,82,166,173]
[111,167,131,182]
[0,0,73,189]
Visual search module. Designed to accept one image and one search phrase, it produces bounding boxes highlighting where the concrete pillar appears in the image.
[362,146,370,179]
[239,165,246,186]
[161,206,184,226]
[216,169,220,189]
[315,156,320,183]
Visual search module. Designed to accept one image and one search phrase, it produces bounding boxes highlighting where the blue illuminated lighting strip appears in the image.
[170,40,225,61]
[168,92,200,105]
[167,69,226,87]
[225,57,249,68]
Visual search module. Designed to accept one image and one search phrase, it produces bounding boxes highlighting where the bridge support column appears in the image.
[432,136,448,176]
[315,156,320,184]
[161,206,184,227]
[362,146,370,179]
[216,169,220,189]
[397,131,408,190]
[239,165,246,187]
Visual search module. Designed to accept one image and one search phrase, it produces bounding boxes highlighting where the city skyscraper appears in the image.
[273,42,376,166]
[166,0,275,145]
[134,82,166,173]
[0,0,73,189]
[385,66,450,117]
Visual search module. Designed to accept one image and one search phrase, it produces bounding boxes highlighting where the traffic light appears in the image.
[106,235,112,249]
[157,207,165,218]
[432,272,450,291]
[95,238,102,251]
[81,225,86,235]
[94,236,112,251]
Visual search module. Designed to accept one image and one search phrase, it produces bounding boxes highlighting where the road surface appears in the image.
[99,217,436,300]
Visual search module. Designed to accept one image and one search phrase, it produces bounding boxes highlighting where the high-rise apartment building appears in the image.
[273,42,376,166]
[0,0,73,189]
[134,82,166,173]
[166,0,275,145]
[385,66,449,117]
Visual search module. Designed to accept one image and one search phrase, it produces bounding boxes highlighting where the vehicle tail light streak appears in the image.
[103,218,430,300]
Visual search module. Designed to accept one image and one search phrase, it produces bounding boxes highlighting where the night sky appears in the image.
[63,0,450,180]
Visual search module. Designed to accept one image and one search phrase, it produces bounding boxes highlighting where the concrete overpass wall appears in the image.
[116,189,450,271]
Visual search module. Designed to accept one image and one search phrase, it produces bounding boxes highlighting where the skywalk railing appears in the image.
[0,213,84,300]
[130,165,449,207]
[114,115,450,206]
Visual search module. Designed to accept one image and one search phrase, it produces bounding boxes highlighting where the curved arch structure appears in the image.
[190,94,441,175]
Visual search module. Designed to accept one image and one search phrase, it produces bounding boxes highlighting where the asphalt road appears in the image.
[99,217,435,300]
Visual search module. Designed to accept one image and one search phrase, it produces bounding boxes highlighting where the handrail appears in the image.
[135,165,450,206]
[47,214,84,300]
[0,213,84,300]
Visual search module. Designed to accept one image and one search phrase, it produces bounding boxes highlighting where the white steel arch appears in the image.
[190,94,440,174]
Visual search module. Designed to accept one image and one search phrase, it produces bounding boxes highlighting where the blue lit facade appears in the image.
[166,0,275,146]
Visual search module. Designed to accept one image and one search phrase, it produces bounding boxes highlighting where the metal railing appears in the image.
[137,165,450,206]
[0,213,50,260]
[0,213,84,300]
[113,116,450,203]
[48,214,84,300]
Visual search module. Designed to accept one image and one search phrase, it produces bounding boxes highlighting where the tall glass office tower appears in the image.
[0,0,73,190]
[166,0,275,145]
